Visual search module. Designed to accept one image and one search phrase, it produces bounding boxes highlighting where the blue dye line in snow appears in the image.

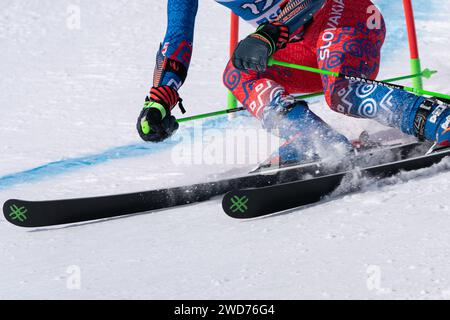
[0,116,236,190]
[0,140,180,191]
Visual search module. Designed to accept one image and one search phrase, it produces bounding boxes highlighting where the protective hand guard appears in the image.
[232,22,289,72]
[137,86,184,143]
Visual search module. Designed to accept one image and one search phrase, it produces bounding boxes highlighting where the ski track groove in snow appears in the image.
[1,0,450,299]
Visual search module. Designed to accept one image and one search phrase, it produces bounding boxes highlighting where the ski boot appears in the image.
[258,100,353,169]
[409,98,450,149]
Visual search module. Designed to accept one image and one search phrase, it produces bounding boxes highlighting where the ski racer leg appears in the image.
[315,0,450,147]
[223,47,352,163]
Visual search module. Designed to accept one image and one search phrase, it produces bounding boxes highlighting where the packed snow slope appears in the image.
[1,0,450,299]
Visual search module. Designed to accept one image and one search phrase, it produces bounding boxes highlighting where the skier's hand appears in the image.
[232,22,289,72]
[137,86,181,143]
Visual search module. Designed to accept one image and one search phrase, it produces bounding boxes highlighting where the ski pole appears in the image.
[294,69,437,101]
[177,69,440,123]
[268,58,449,100]
[178,107,246,123]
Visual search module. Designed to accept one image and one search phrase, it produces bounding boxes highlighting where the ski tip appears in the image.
[3,199,32,228]
[222,191,255,219]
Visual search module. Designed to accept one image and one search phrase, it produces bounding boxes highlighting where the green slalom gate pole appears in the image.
[268,58,450,101]
[403,0,424,91]
[227,92,238,109]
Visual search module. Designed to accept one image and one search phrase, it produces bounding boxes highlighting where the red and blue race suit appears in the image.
[156,0,446,145]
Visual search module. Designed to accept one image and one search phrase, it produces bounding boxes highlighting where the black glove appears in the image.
[137,86,183,142]
[232,22,289,72]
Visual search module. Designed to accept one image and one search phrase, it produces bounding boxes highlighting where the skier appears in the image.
[137,0,450,164]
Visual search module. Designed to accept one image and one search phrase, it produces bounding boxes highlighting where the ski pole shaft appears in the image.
[294,70,437,101]
[268,58,450,100]
[178,107,246,123]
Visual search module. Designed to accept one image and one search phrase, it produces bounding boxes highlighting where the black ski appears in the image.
[0,152,350,228]
[2,141,429,228]
[222,147,450,219]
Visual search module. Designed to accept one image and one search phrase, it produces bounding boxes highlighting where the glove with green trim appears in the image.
[137,86,183,142]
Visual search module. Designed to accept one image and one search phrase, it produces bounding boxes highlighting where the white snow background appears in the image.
[0,0,450,299]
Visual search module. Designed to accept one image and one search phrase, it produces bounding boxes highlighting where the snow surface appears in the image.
[1,0,450,299]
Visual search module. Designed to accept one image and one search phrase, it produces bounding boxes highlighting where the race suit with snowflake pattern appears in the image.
[155,0,433,143]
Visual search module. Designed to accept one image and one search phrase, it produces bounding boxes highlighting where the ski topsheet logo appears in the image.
[8,204,28,222]
[229,195,249,214]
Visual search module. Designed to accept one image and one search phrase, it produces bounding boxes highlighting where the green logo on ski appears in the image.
[229,195,249,213]
[9,205,28,222]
